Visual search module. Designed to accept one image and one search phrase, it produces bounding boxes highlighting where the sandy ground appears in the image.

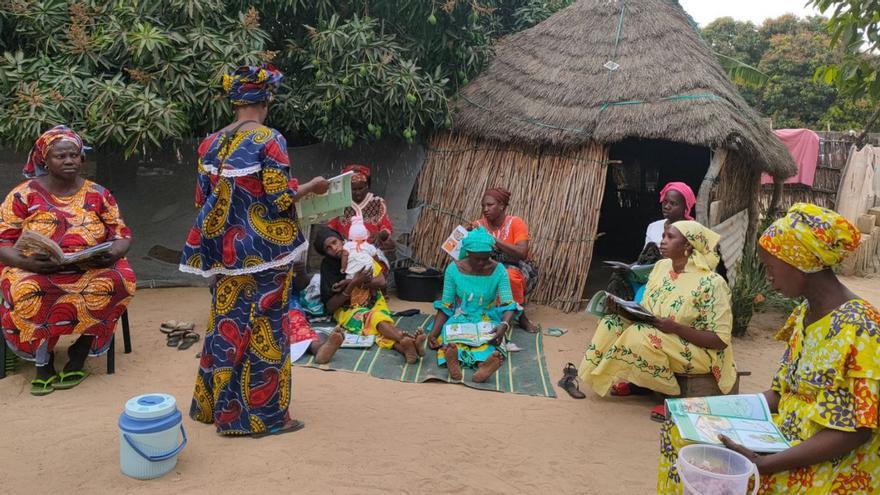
[1,276,877,495]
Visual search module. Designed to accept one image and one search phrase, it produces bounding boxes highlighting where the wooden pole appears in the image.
[697,148,726,226]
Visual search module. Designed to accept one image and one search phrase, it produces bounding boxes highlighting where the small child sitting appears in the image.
[340,216,380,306]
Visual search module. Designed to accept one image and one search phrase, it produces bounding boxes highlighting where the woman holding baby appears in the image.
[314,227,424,364]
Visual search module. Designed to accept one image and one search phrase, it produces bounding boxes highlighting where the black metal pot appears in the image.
[393,266,443,302]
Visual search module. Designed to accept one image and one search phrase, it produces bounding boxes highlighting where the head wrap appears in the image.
[24,125,85,178]
[461,226,496,258]
[343,164,371,184]
[660,182,696,220]
[314,227,343,257]
[759,203,860,273]
[222,64,283,106]
[484,187,511,206]
[670,220,721,272]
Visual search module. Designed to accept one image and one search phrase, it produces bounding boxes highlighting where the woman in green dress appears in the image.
[427,227,519,383]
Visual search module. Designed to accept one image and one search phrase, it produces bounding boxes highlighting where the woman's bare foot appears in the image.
[395,337,418,364]
[315,329,344,364]
[473,351,504,383]
[413,329,426,357]
[445,344,463,381]
[519,313,539,334]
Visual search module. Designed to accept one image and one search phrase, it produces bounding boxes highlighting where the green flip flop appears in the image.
[54,370,90,390]
[30,375,57,396]
[544,327,567,337]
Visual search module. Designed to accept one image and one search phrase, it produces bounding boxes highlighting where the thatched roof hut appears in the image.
[411,0,796,312]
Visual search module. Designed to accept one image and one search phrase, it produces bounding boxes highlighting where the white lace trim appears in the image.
[201,164,262,177]
[178,242,309,278]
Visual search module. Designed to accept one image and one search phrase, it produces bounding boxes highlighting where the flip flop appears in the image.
[650,404,667,423]
[53,370,90,390]
[250,419,305,438]
[160,320,194,334]
[177,331,200,351]
[544,327,567,337]
[610,382,633,396]
[30,376,57,396]
[166,328,187,347]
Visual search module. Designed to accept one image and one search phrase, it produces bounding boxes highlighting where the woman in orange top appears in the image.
[474,187,539,333]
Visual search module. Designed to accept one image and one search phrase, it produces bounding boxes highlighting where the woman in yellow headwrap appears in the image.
[578,220,736,417]
[658,203,880,494]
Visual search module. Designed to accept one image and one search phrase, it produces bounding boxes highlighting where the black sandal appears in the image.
[558,362,586,399]
[166,328,187,347]
[177,330,201,351]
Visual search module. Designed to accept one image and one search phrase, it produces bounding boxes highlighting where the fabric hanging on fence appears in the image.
[761,129,820,186]
[835,144,878,223]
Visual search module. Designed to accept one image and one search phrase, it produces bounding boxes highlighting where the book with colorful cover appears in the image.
[296,171,353,225]
[340,333,375,349]
[667,394,791,453]
[441,225,469,260]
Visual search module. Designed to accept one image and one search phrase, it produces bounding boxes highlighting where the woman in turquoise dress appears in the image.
[180,65,328,437]
[427,227,519,383]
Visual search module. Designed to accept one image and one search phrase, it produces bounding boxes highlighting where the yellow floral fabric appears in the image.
[578,258,736,396]
[759,203,860,273]
[658,299,880,494]
[671,220,721,272]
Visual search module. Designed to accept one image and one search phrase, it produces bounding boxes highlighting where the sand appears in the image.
[1,276,877,495]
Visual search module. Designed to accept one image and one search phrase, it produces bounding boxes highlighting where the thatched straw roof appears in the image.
[452,0,796,178]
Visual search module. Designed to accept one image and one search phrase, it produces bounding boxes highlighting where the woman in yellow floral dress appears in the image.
[578,221,736,416]
[658,203,880,494]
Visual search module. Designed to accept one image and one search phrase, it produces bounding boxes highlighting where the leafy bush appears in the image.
[0,0,574,154]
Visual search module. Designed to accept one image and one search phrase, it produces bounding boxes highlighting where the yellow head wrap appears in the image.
[670,220,721,272]
[758,203,860,273]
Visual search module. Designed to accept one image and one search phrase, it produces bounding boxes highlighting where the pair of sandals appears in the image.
[31,370,90,396]
[161,320,200,350]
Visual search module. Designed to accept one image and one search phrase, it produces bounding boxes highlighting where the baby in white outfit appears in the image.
[341,216,380,277]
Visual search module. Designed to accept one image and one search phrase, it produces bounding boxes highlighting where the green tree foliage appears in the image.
[809,0,880,101]
[700,14,875,130]
[0,0,574,154]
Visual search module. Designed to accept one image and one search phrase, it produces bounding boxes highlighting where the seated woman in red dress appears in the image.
[327,164,394,250]
[0,126,136,395]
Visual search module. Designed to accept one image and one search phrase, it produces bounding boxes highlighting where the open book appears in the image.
[296,171,353,225]
[14,230,113,265]
[444,322,496,347]
[340,333,375,349]
[667,394,791,453]
[601,260,655,284]
[587,290,654,323]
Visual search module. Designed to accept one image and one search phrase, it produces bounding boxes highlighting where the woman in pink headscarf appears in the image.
[644,182,696,247]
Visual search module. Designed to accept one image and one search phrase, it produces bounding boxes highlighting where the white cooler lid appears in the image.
[124,393,177,419]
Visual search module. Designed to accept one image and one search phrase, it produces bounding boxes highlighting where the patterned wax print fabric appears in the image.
[327,193,393,241]
[179,125,308,277]
[223,65,283,106]
[578,257,736,396]
[658,299,880,494]
[191,268,295,435]
[433,261,519,368]
[475,215,536,303]
[329,260,396,350]
[0,180,136,359]
[759,203,860,273]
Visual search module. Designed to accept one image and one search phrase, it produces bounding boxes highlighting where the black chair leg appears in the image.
[107,334,115,375]
[122,310,132,354]
[0,337,6,380]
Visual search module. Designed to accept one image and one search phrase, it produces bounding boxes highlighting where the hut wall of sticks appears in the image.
[760,132,880,213]
[408,0,796,313]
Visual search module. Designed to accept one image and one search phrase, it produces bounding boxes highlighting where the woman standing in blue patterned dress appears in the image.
[180,65,329,437]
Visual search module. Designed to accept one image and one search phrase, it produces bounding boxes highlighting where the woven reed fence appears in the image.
[411,132,609,312]
[761,132,880,212]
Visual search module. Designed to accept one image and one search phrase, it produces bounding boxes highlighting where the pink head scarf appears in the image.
[659,182,696,220]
